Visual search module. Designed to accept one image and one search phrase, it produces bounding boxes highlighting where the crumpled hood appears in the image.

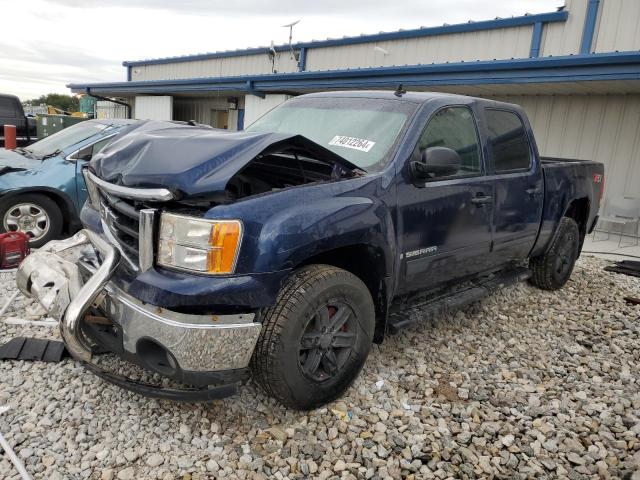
[0,149,42,172]
[89,120,360,199]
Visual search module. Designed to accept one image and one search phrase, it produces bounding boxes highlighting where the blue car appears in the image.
[0,119,135,247]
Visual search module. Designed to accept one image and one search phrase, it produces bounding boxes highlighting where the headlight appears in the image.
[157,213,242,275]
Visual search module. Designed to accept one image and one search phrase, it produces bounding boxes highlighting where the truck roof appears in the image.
[301,90,517,108]
[92,118,137,126]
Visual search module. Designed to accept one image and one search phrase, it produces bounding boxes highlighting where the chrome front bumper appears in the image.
[16,229,262,374]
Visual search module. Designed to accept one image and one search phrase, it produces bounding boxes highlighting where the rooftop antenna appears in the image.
[394,84,406,97]
[282,20,301,60]
[268,40,277,73]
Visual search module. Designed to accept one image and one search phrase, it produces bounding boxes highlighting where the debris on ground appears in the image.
[0,256,638,479]
[604,259,640,278]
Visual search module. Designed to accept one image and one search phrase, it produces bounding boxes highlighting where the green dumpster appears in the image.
[36,114,65,139]
[36,114,88,139]
[61,115,87,129]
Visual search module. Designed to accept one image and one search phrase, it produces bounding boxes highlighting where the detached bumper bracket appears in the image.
[0,337,69,363]
[82,361,238,402]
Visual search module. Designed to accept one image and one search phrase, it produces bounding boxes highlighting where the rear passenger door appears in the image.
[484,108,543,263]
[397,105,495,294]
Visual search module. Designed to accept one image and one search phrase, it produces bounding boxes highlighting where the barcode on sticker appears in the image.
[328,135,376,152]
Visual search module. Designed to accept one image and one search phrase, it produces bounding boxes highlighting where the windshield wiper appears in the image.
[40,149,63,160]
[13,147,36,159]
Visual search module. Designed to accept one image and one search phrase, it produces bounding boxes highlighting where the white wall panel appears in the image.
[305,26,533,71]
[134,96,173,120]
[96,101,128,119]
[244,94,291,128]
[540,0,588,56]
[490,94,640,202]
[132,53,299,81]
[594,0,640,53]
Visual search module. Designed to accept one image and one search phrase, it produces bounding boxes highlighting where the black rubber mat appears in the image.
[604,260,640,278]
[0,337,69,362]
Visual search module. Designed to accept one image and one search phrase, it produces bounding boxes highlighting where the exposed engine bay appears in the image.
[225,152,354,201]
[89,120,364,208]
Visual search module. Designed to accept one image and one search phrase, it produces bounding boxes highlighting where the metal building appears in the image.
[69,0,640,203]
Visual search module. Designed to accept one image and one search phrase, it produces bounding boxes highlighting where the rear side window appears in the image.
[0,98,17,118]
[485,109,531,172]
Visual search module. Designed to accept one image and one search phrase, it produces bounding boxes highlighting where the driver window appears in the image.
[418,106,482,177]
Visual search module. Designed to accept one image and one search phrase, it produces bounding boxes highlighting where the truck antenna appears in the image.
[394,84,407,97]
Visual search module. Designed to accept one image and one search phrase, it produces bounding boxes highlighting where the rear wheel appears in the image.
[529,217,580,290]
[0,193,63,248]
[251,265,375,409]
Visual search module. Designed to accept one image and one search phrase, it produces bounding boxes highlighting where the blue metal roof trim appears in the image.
[529,22,544,58]
[122,10,568,67]
[71,52,640,94]
[580,0,601,54]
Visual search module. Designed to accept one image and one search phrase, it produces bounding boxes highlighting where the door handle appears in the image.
[525,186,542,195]
[471,194,493,206]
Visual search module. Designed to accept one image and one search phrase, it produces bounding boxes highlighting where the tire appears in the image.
[0,193,63,248]
[251,264,375,409]
[529,217,580,291]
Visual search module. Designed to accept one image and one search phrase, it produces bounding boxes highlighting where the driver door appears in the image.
[396,105,495,295]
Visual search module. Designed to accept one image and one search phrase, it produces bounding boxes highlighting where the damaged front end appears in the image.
[17,230,116,362]
[16,226,262,400]
[89,120,364,206]
[15,121,366,400]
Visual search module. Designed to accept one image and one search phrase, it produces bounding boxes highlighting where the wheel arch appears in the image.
[296,243,392,344]
[562,197,590,254]
[0,187,80,235]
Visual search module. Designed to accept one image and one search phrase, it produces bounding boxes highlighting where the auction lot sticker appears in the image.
[328,135,376,152]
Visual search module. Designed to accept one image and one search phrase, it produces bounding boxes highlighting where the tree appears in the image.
[23,94,79,113]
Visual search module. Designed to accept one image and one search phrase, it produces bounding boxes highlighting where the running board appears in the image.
[387,267,530,334]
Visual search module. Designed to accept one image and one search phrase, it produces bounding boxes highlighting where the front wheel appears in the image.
[0,193,63,248]
[529,217,580,290]
[251,265,375,409]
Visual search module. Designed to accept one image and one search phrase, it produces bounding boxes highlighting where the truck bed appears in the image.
[533,156,604,257]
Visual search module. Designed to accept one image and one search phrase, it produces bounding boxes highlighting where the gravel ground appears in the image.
[0,255,639,480]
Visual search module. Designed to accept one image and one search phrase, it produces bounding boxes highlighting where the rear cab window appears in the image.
[485,109,532,173]
[0,97,18,118]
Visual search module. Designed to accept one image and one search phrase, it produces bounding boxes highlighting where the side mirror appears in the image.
[410,147,461,181]
[69,145,93,161]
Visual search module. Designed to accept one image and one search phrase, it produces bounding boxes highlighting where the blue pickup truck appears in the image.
[17,91,604,409]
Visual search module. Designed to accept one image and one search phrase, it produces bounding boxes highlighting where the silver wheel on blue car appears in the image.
[251,265,375,410]
[0,193,63,248]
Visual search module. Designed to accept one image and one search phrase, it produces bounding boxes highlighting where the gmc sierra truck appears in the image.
[17,91,604,409]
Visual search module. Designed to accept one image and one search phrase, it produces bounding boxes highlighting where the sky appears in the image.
[1,0,561,101]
